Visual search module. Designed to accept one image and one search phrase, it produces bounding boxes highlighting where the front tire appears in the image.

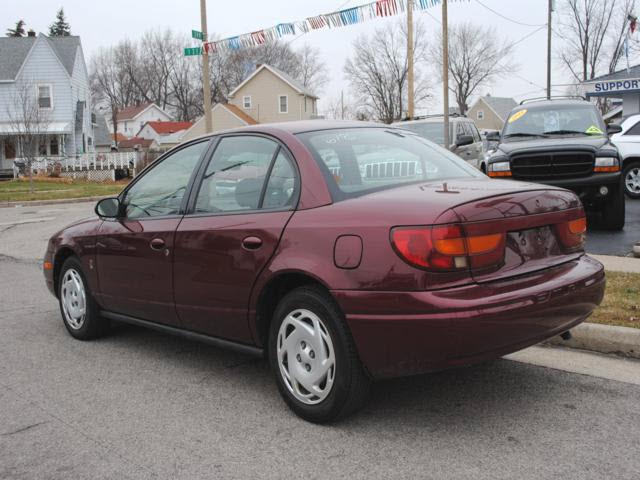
[268,287,371,423]
[58,257,108,340]
[623,160,640,199]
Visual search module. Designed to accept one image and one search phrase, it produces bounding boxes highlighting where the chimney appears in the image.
[27,30,36,37]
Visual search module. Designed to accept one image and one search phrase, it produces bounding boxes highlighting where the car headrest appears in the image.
[235,177,264,209]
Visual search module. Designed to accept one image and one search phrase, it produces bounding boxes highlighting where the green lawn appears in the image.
[0,179,127,202]
[589,271,640,329]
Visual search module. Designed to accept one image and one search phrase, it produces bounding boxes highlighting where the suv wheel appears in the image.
[268,286,371,423]
[623,160,640,199]
[600,183,626,231]
[58,257,109,340]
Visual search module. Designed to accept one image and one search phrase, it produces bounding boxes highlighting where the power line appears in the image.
[475,0,545,28]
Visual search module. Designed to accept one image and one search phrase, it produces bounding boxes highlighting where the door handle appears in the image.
[150,238,165,251]
[242,236,263,250]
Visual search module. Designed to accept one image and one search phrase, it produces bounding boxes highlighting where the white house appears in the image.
[136,121,193,148]
[110,103,173,138]
[0,33,94,175]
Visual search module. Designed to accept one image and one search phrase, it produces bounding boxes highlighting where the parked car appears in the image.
[395,116,485,169]
[609,113,640,198]
[486,98,626,230]
[44,121,605,423]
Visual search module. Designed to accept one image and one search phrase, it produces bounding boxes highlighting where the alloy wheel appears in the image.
[626,166,640,195]
[276,309,336,405]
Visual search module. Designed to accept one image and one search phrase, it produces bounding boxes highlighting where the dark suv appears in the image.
[486,98,625,230]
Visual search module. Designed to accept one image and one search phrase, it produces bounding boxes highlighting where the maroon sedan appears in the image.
[44,121,605,423]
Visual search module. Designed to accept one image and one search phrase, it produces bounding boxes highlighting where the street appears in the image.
[0,200,639,479]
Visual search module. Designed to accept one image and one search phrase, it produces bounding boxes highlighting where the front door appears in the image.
[174,135,298,343]
[95,139,210,326]
[2,140,16,169]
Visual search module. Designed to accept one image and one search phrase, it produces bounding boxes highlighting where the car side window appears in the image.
[263,151,297,209]
[194,136,285,214]
[123,141,208,219]
[471,124,481,142]
[624,121,640,135]
[456,122,465,139]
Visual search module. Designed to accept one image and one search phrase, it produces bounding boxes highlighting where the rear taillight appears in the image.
[391,225,506,271]
[556,216,586,252]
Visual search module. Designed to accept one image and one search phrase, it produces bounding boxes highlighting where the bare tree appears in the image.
[290,43,330,93]
[559,0,637,82]
[344,19,431,123]
[89,27,330,124]
[430,22,516,116]
[6,80,51,191]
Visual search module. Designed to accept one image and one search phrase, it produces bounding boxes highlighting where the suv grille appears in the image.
[510,152,594,180]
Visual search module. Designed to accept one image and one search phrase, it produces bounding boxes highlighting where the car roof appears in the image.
[191,120,387,141]
[514,99,595,111]
[395,116,470,125]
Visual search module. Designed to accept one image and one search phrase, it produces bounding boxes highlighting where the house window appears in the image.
[37,85,52,109]
[279,95,288,114]
[477,110,485,120]
[50,137,59,156]
[243,96,252,109]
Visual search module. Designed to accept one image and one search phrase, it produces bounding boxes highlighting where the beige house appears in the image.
[182,64,319,141]
[467,96,517,132]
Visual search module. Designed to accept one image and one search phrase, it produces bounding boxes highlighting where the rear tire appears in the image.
[268,286,371,423]
[623,160,640,199]
[58,257,109,340]
[600,184,625,231]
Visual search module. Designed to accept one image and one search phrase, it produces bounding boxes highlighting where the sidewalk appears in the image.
[590,254,640,273]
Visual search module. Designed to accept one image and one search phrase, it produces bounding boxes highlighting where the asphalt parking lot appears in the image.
[1,201,640,479]
[586,198,640,256]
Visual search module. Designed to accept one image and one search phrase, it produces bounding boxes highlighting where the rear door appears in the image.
[173,135,298,343]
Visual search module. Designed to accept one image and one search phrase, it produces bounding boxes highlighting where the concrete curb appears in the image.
[546,323,640,359]
[0,195,108,208]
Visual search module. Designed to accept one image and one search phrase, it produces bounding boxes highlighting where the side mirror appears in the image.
[485,131,501,142]
[607,123,623,135]
[95,197,121,218]
[456,134,474,147]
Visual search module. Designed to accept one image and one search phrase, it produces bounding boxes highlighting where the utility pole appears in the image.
[442,0,450,149]
[341,90,345,120]
[407,0,415,120]
[547,0,553,99]
[200,0,213,133]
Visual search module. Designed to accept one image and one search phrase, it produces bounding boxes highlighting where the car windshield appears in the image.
[297,128,481,199]
[503,104,606,139]
[398,122,452,146]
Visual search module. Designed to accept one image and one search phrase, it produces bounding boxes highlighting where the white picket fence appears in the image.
[13,152,140,179]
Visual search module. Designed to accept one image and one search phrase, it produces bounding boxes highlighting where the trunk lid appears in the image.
[451,188,584,283]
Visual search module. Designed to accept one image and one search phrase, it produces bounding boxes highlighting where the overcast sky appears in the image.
[7,0,576,114]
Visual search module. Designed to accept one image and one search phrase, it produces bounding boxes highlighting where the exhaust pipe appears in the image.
[560,330,572,341]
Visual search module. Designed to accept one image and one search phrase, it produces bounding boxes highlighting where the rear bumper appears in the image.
[332,255,605,380]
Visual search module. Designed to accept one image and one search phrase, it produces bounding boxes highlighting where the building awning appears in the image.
[0,122,73,134]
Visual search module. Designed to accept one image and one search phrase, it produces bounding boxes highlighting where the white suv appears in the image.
[610,114,640,198]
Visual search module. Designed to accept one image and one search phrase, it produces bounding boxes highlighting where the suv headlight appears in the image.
[594,157,620,173]
[487,160,512,177]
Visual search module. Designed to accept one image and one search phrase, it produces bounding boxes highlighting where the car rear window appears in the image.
[297,128,481,199]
